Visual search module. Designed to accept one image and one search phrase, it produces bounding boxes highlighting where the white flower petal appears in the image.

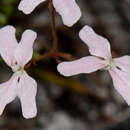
[0,74,17,115]
[14,30,37,67]
[53,0,81,26]
[0,25,18,67]
[18,72,37,119]
[114,55,130,73]
[109,68,130,105]
[18,0,46,14]
[79,25,111,59]
[57,56,105,76]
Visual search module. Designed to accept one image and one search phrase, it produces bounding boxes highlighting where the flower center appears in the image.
[12,64,25,77]
[104,58,116,70]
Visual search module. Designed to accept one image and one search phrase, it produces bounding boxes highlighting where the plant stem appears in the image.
[49,0,58,51]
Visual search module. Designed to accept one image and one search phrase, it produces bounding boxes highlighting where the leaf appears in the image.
[35,68,88,94]
[32,52,41,59]
[0,13,7,25]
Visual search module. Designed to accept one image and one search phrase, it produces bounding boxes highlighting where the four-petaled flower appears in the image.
[0,25,37,118]
[18,0,81,27]
[57,25,130,105]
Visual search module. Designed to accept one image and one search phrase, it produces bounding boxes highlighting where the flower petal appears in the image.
[57,56,105,76]
[109,68,130,105]
[18,72,37,119]
[14,30,37,67]
[53,0,81,27]
[18,0,46,14]
[114,55,130,73]
[0,74,17,115]
[0,25,18,67]
[79,25,111,59]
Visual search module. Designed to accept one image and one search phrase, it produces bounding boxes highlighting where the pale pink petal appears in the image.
[14,30,37,67]
[79,25,111,59]
[18,0,46,14]
[0,25,18,67]
[18,72,37,119]
[114,55,130,73]
[57,56,105,76]
[0,74,17,115]
[53,0,81,27]
[109,68,130,105]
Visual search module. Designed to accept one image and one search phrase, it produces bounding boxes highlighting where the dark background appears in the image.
[0,0,130,130]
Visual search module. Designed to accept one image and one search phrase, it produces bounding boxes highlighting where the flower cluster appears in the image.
[0,0,129,119]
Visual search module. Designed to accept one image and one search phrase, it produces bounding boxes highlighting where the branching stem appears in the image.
[25,0,74,69]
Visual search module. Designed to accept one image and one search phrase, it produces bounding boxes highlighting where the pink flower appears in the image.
[18,0,81,27]
[57,25,130,105]
[0,25,37,118]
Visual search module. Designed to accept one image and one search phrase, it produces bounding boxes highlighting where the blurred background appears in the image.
[0,0,130,130]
